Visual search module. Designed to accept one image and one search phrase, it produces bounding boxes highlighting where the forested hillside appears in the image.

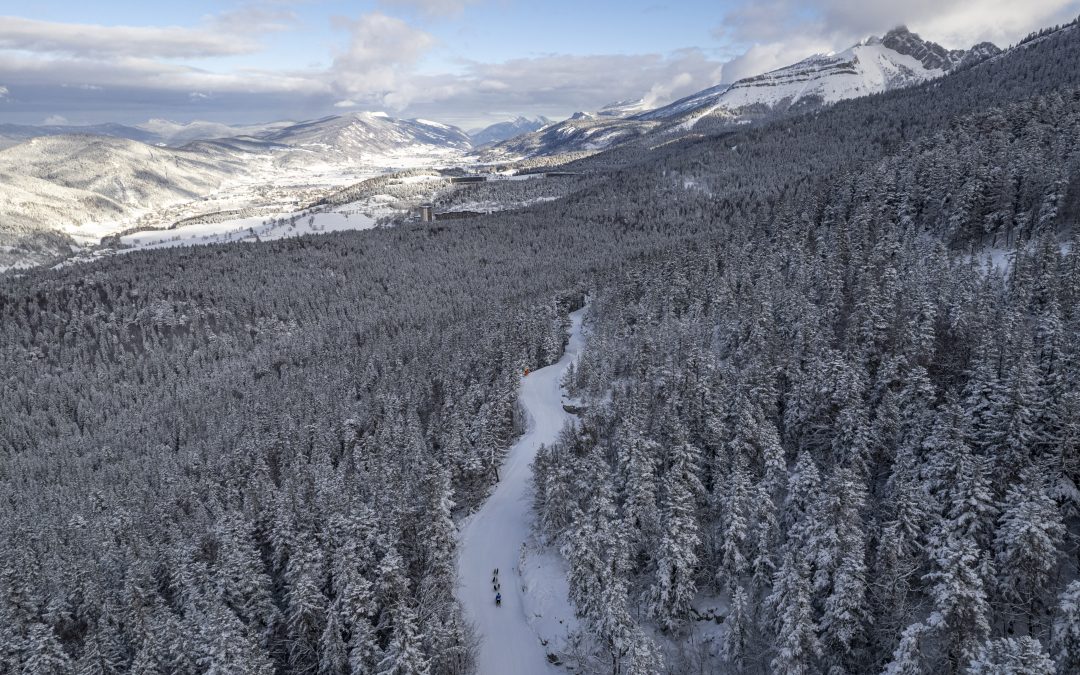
[530,24,1080,675]
[543,221,1080,673]
[1,16,1079,675]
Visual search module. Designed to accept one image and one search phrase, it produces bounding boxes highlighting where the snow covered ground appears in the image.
[117,204,379,252]
[517,537,582,667]
[457,306,587,674]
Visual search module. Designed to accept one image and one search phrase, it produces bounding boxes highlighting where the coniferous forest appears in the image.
[3,16,1080,675]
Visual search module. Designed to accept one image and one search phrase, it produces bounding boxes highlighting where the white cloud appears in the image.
[716,0,1080,57]
[719,37,835,83]
[460,51,722,107]
[390,49,726,126]
[42,114,68,125]
[378,0,482,17]
[329,12,437,109]
[709,0,1080,86]
[0,85,8,99]
[0,16,261,59]
[207,5,299,34]
[806,0,1080,47]
[0,50,329,97]
[890,0,1079,48]
[641,72,694,108]
[0,11,732,123]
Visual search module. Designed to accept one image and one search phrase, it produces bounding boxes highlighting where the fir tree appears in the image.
[1051,581,1080,674]
[769,552,821,675]
[376,604,430,675]
[21,621,73,675]
[722,585,753,671]
[965,637,1054,674]
[994,466,1064,631]
[647,436,702,631]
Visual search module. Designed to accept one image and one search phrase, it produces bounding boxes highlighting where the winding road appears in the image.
[456,306,586,675]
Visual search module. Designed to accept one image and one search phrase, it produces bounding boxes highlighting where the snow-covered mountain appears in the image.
[0,119,300,150]
[641,26,1000,125]
[136,119,296,146]
[488,26,1001,159]
[479,113,660,160]
[0,112,474,160]
[0,111,476,269]
[0,134,251,270]
[597,99,654,118]
[0,122,160,150]
[881,27,1000,71]
[262,112,471,167]
[0,135,248,226]
[0,26,1004,265]
[469,117,552,147]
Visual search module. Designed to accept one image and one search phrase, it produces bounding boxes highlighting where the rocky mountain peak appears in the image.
[881,25,1000,71]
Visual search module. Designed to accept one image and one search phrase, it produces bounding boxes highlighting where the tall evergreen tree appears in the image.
[769,552,821,675]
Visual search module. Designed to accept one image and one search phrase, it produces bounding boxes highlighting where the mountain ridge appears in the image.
[0,111,477,269]
[469,117,552,147]
[485,26,1002,159]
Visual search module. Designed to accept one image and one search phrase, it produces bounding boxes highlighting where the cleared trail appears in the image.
[456,306,586,675]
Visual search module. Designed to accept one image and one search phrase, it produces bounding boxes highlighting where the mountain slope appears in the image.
[136,119,296,146]
[0,135,249,257]
[0,111,476,269]
[0,119,300,150]
[263,112,472,167]
[597,99,654,118]
[641,27,1000,125]
[479,113,660,160]
[0,122,161,150]
[470,117,552,147]
[489,26,1001,159]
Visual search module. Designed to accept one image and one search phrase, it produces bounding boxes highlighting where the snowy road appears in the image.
[457,306,587,675]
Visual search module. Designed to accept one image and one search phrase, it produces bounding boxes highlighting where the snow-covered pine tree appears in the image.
[722,584,753,671]
[993,465,1064,633]
[376,603,430,675]
[1051,581,1080,674]
[197,601,275,675]
[616,425,661,570]
[965,636,1054,674]
[20,621,73,675]
[317,609,348,675]
[768,552,821,675]
[214,513,281,652]
[285,541,328,674]
[924,527,991,672]
[817,468,872,672]
[646,434,703,632]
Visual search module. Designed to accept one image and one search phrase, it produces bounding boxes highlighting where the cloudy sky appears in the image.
[0,0,1078,128]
